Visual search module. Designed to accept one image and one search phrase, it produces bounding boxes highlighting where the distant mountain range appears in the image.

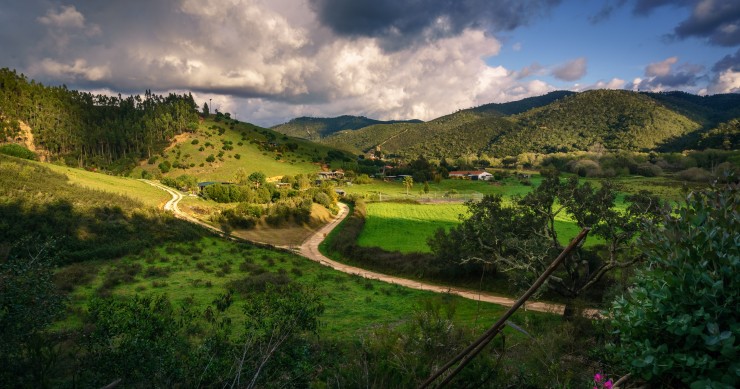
[272,90,740,159]
[271,115,422,141]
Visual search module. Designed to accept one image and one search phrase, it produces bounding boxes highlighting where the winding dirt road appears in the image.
[143,180,572,315]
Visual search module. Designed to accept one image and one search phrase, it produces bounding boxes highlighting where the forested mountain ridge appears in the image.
[0,68,199,173]
[312,89,739,160]
[271,115,422,141]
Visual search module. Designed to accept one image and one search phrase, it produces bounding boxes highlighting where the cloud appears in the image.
[551,57,587,81]
[575,77,627,91]
[516,62,545,79]
[713,48,740,72]
[32,58,110,81]
[589,0,628,24]
[707,70,740,93]
[634,0,740,46]
[631,56,704,91]
[307,0,561,51]
[37,5,85,28]
[646,56,678,77]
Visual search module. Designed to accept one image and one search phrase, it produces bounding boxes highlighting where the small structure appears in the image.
[335,189,346,197]
[448,171,493,181]
[275,182,292,189]
[317,170,345,180]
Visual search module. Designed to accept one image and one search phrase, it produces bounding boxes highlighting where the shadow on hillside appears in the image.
[0,199,204,264]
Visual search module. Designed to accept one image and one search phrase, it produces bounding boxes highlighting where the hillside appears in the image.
[494,89,702,154]
[131,115,355,181]
[271,115,422,141]
[318,89,738,160]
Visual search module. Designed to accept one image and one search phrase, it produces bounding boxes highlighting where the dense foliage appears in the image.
[0,68,199,173]
[608,183,739,387]
[429,171,664,311]
[316,89,739,162]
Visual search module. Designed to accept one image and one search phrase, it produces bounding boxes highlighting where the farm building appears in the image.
[448,171,493,181]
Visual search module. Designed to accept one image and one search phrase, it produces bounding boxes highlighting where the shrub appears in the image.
[0,144,37,160]
[205,154,215,163]
[635,162,663,177]
[158,161,171,173]
[191,139,199,145]
[677,167,712,182]
[607,184,739,387]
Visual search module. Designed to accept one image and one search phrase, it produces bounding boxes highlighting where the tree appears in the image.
[430,171,663,314]
[202,102,210,117]
[232,284,324,388]
[607,184,739,387]
[248,171,267,187]
[403,176,414,196]
[0,238,65,387]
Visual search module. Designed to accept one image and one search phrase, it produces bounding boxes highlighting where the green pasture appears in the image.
[43,163,169,209]
[357,203,467,253]
[59,236,551,341]
[358,202,605,253]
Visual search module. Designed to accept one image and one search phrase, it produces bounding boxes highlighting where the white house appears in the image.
[448,170,493,181]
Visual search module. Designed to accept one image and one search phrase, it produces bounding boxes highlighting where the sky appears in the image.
[1,0,739,127]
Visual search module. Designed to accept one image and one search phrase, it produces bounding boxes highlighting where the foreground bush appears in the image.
[607,183,739,387]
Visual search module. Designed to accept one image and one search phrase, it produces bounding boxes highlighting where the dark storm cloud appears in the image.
[713,48,740,72]
[633,0,740,47]
[308,0,561,50]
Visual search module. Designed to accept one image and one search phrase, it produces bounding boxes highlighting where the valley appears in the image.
[1,71,737,387]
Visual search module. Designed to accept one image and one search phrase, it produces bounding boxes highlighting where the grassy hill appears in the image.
[271,115,422,141]
[131,116,355,181]
[316,90,738,160]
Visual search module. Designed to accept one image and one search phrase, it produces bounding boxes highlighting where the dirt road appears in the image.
[144,181,575,315]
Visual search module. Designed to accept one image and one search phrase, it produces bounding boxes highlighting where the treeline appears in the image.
[0,68,199,172]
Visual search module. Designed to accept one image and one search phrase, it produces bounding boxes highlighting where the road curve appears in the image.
[298,203,568,315]
[142,180,577,315]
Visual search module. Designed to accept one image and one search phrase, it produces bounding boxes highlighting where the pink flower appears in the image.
[594,373,603,383]
[604,379,613,389]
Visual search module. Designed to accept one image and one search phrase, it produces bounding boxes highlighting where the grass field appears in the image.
[357,203,467,253]
[59,236,554,341]
[357,201,605,253]
[43,162,169,209]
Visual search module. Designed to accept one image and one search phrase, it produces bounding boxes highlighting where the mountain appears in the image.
[315,90,740,160]
[271,115,422,141]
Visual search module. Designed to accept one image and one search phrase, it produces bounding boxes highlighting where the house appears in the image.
[275,182,292,189]
[317,170,345,180]
[448,171,494,181]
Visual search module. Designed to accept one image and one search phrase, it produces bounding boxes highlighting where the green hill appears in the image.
[318,89,738,160]
[271,115,422,141]
[495,89,702,154]
[131,115,355,181]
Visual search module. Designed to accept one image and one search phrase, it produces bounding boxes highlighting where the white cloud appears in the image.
[645,56,678,77]
[551,57,588,81]
[707,70,740,94]
[33,58,110,81]
[37,5,85,28]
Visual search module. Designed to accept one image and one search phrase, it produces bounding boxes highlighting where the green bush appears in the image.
[158,160,171,173]
[0,144,37,160]
[677,167,712,182]
[607,184,739,387]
